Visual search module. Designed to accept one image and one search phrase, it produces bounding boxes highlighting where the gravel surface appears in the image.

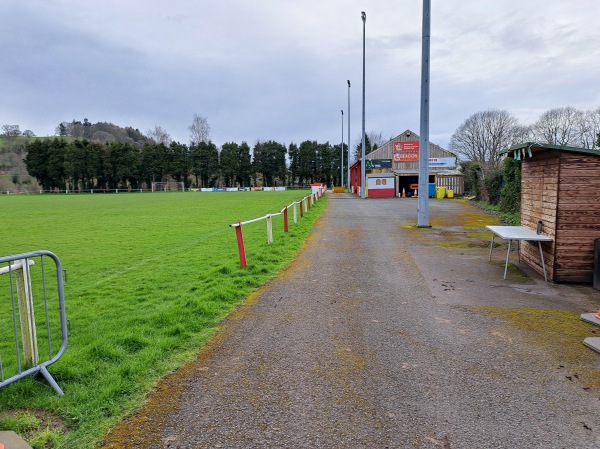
[101,195,600,449]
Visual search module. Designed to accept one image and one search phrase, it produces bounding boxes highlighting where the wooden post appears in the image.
[293,202,298,224]
[266,214,273,244]
[234,223,247,267]
[14,259,38,367]
[283,207,289,233]
[300,200,304,217]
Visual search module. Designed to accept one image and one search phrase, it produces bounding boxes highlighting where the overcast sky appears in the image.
[2,0,599,150]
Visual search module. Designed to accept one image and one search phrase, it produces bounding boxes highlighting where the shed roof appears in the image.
[500,142,600,159]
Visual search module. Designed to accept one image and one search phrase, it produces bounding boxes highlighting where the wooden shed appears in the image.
[502,142,600,283]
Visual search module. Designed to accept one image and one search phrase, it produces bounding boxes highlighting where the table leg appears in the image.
[538,241,548,282]
[489,234,495,261]
[504,239,512,279]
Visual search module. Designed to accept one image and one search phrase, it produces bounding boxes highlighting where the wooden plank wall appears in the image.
[520,150,559,280]
[435,175,464,195]
[554,153,600,282]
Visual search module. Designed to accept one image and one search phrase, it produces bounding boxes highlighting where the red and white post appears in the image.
[234,222,247,267]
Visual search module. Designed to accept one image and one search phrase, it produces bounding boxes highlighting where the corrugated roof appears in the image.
[500,142,600,158]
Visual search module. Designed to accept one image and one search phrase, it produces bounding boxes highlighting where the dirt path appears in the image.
[100,196,600,448]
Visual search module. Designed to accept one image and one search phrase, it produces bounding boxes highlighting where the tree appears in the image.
[367,131,386,152]
[190,141,219,187]
[288,142,299,185]
[46,138,69,190]
[22,130,36,138]
[2,124,21,137]
[330,143,348,186]
[237,142,252,187]
[140,143,169,187]
[146,125,172,145]
[220,142,240,187]
[188,114,211,145]
[24,139,51,190]
[252,140,287,186]
[297,140,318,185]
[579,108,600,150]
[353,133,372,162]
[449,109,521,171]
[532,107,582,146]
[168,141,190,186]
[55,122,68,137]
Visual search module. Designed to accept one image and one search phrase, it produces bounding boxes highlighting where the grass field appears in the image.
[0,190,326,448]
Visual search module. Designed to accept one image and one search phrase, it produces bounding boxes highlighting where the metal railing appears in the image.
[0,251,68,395]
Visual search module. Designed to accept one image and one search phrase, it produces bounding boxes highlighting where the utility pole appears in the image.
[417,0,431,226]
[361,11,366,199]
[341,109,344,187]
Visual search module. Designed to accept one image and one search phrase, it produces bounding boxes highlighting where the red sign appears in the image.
[393,141,420,162]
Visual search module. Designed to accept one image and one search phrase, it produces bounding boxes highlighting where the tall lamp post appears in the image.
[417,0,431,226]
[360,11,366,199]
[341,109,344,188]
[347,80,351,191]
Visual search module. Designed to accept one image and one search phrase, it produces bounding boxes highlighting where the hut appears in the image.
[501,142,600,283]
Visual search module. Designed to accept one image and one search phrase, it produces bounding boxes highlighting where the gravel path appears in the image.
[101,195,600,449]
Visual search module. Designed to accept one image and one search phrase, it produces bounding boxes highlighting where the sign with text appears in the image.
[393,141,420,162]
[366,159,392,169]
[428,157,456,169]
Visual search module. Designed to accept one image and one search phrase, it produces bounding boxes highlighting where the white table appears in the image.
[486,225,553,281]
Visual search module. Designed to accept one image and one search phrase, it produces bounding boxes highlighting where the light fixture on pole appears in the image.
[347,80,351,191]
[360,11,366,199]
[341,109,344,188]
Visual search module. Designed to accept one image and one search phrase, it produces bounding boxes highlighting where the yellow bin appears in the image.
[435,186,446,199]
[447,189,454,198]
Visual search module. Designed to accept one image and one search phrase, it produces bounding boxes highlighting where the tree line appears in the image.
[450,106,600,216]
[23,138,349,192]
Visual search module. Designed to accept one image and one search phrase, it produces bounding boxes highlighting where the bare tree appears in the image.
[449,109,522,170]
[367,131,386,150]
[578,107,600,149]
[91,130,116,143]
[146,125,172,145]
[22,130,36,138]
[2,124,21,137]
[532,106,583,146]
[188,114,211,145]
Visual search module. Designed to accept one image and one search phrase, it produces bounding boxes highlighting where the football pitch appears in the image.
[0,190,326,448]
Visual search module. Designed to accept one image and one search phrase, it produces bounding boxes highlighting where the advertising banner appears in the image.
[393,141,420,162]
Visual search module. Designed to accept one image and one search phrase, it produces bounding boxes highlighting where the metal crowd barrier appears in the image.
[0,251,68,395]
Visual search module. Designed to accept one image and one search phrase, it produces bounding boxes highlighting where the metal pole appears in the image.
[361,11,366,199]
[417,0,431,227]
[347,80,351,191]
[341,109,344,187]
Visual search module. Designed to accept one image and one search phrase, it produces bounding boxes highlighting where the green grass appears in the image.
[473,201,520,226]
[0,190,325,448]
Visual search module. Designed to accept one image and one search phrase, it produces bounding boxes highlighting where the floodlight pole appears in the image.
[417,0,431,227]
[341,109,344,187]
[360,11,366,199]
[347,80,351,191]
